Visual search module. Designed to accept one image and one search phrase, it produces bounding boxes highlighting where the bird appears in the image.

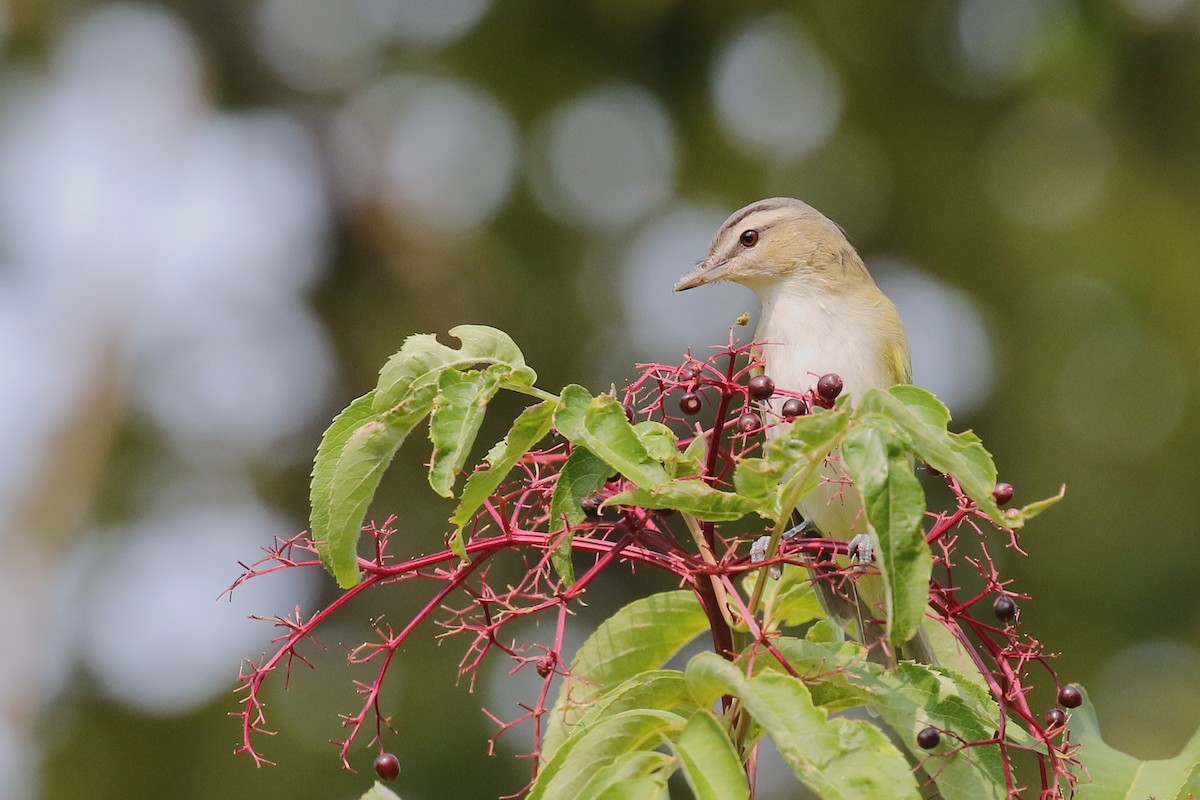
[673,197,932,663]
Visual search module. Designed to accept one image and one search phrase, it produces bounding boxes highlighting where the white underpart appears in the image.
[754,279,896,542]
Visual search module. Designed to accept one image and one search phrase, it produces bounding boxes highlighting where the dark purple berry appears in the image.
[536,653,556,678]
[993,596,1018,624]
[737,412,761,433]
[679,392,702,415]
[748,374,775,400]
[993,482,1015,506]
[374,753,401,781]
[1045,708,1067,729]
[781,397,808,418]
[1058,684,1083,709]
[916,726,941,749]
[817,373,843,402]
[924,463,942,477]
[623,403,635,422]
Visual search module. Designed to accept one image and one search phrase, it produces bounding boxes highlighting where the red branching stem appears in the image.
[232,338,1078,799]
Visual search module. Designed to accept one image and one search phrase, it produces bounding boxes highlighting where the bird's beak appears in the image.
[673,258,728,292]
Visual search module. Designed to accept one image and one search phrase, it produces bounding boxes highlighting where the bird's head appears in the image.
[674,197,871,296]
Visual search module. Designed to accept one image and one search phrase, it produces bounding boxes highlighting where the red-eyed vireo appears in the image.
[675,197,933,662]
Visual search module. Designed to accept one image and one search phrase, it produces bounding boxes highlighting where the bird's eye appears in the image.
[739,229,759,247]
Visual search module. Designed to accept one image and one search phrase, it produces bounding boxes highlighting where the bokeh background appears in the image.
[3,0,1199,797]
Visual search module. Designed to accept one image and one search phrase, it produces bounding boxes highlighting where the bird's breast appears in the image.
[754,291,895,403]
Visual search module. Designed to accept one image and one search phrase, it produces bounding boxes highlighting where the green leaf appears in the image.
[554,386,670,489]
[310,391,423,587]
[633,421,701,478]
[685,652,921,800]
[858,386,1006,526]
[447,400,555,557]
[674,711,750,800]
[742,564,825,631]
[546,445,611,585]
[311,391,375,576]
[543,591,711,758]
[603,480,754,522]
[749,637,871,713]
[427,369,502,498]
[1070,686,1200,800]
[549,446,611,530]
[841,425,931,649]
[857,661,1007,799]
[762,639,1009,799]
[374,325,535,413]
[358,782,403,800]
[574,752,673,800]
[734,409,851,520]
[567,671,699,735]
[529,710,684,800]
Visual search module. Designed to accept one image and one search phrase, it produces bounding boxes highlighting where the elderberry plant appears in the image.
[229,325,1200,800]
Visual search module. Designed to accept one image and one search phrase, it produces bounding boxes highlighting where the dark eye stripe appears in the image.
[739,229,759,247]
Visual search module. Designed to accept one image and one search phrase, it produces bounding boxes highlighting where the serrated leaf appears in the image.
[554,386,670,489]
[842,425,930,650]
[543,591,711,758]
[858,386,1007,527]
[574,751,673,800]
[603,480,754,522]
[447,400,555,557]
[568,671,699,736]
[311,391,423,587]
[427,369,502,498]
[857,661,1007,800]
[750,636,870,712]
[549,447,611,531]
[1070,686,1200,800]
[674,711,749,800]
[735,409,851,521]
[685,652,921,800]
[374,325,535,414]
[633,421,701,478]
[311,391,376,574]
[529,710,685,800]
[546,445,611,586]
[764,639,1007,800]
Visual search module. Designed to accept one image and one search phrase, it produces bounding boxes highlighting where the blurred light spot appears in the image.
[56,2,203,126]
[1057,323,1187,458]
[874,260,995,415]
[256,0,378,94]
[529,85,676,230]
[80,499,318,715]
[711,14,843,162]
[333,75,518,230]
[957,0,1076,84]
[767,134,894,244]
[1117,0,1193,24]
[982,99,1110,228]
[131,299,335,467]
[355,0,491,47]
[614,202,755,363]
[1094,639,1200,758]
[383,77,517,229]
